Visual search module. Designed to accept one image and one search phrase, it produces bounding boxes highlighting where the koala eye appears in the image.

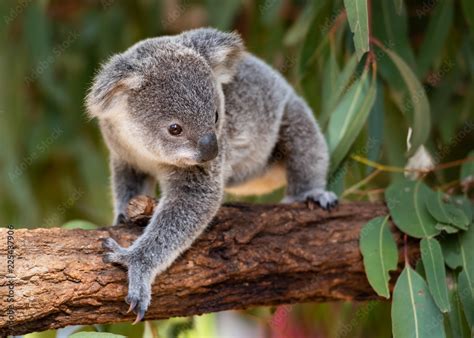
[215,110,219,124]
[168,124,183,136]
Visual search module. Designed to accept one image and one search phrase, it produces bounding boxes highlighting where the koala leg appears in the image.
[111,157,156,225]
[103,166,223,322]
[277,96,338,209]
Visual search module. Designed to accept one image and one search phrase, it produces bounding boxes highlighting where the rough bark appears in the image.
[0,196,419,335]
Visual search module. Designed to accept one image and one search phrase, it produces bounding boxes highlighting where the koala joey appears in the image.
[86,28,337,323]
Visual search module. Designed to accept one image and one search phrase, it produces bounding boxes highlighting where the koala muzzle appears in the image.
[197,133,218,162]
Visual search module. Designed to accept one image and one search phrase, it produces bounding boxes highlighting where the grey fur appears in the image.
[86,28,337,322]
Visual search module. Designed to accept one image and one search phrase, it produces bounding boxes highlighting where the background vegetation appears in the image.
[0,0,473,337]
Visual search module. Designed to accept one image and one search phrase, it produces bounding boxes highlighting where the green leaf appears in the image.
[435,223,460,234]
[460,151,474,185]
[69,333,126,338]
[343,0,369,61]
[441,227,474,330]
[62,219,98,230]
[425,190,470,230]
[359,215,398,298]
[417,0,454,77]
[382,47,431,156]
[392,266,445,338]
[458,271,474,331]
[320,53,359,126]
[453,195,473,223]
[416,259,427,280]
[441,235,462,269]
[327,67,377,172]
[372,0,416,90]
[458,226,474,329]
[420,238,450,312]
[447,273,471,338]
[385,179,440,238]
[321,47,340,119]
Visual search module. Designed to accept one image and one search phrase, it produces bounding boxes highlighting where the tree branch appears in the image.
[0,196,419,335]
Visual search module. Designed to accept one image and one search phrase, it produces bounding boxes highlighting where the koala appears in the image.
[86,28,337,323]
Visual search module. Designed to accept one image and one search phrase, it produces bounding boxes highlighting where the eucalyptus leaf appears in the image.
[417,0,453,77]
[458,226,474,329]
[372,0,416,91]
[327,67,376,172]
[420,238,450,312]
[435,223,460,234]
[447,273,471,338]
[453,195,473,223]
[441,235,462,270]
[392,266,445,338]
[426,190,470,230]
[458,271,474,331]
[320,53,359,126]
[381,47,431,156]
[385,179,440,238]
[359,215,398,298]
[321,47,340,117]
[343,0,369,61]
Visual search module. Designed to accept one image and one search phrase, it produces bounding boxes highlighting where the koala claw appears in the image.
[103,239,153,323]
[283,189,338,210]
[312,190,338,210]
[126,295,146,324]
[101,238,128,265]
[125,274,151,324]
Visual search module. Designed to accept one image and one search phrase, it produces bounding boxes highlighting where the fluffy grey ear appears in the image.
[86,55,143,118]
[180,28,245,84]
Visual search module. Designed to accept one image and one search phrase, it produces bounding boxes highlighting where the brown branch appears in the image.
[0,196,419,335]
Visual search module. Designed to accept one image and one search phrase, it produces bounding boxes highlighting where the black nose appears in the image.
[197,133,218,162]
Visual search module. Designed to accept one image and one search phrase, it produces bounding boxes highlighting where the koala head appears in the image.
[86,28,244,167]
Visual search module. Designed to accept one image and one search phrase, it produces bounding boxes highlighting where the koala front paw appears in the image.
[101,238,154,324]
[125,267,152,324]
[283,188,338,210]
[102,237,129,264]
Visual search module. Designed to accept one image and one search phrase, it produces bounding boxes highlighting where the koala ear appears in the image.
[181,28,245,84]
[86,55,143,118]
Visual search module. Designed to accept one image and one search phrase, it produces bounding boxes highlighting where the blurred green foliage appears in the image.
[1,0,473,337]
